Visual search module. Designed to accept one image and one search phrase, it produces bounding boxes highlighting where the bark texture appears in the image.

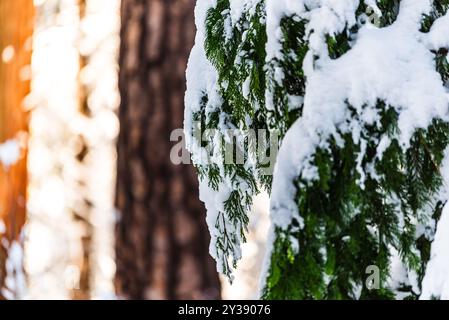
[115,0,221,300]
[0,0,34,300]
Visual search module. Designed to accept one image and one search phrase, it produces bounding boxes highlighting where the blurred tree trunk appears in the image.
[71,0,93,300]
[0,0,34,300]
[115,0,221,300]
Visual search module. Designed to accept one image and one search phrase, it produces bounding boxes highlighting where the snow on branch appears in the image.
[186,0,449,298]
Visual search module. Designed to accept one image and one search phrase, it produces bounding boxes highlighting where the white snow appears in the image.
[426,12,449,51]
[185,0,245,277]
[185,0,224,167]
[269,0,449,234]
[0,219,5,234]
[0,139,21,168]
[266,0,306,60]
[387,246,421,299]
[186,0,218,262]
[229,0,260,26]
[421,202,449,299]
[2,240,27,299]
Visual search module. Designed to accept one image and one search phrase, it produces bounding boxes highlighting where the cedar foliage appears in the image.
[188,0,449,299]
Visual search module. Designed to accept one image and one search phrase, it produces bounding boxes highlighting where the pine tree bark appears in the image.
[0,0,34,300]
[115,0,221,300]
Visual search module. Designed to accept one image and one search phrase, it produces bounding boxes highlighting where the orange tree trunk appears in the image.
[0,0,34,299]
[115,0,221,299]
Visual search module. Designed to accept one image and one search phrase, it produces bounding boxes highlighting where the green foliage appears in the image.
[193,0,271,279]
[262,103,449,299]
[196,0,449,297]
[262,1,449,299]
[266,16,308,136]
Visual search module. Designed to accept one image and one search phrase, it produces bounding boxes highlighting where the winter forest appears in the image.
[0,0,449,302]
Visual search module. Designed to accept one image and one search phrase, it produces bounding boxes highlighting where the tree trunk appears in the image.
[71,0,93,300]
[0,0,34,300]
[115,0,221,300]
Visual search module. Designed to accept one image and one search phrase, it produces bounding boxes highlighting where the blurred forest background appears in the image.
[0,0,269,300]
